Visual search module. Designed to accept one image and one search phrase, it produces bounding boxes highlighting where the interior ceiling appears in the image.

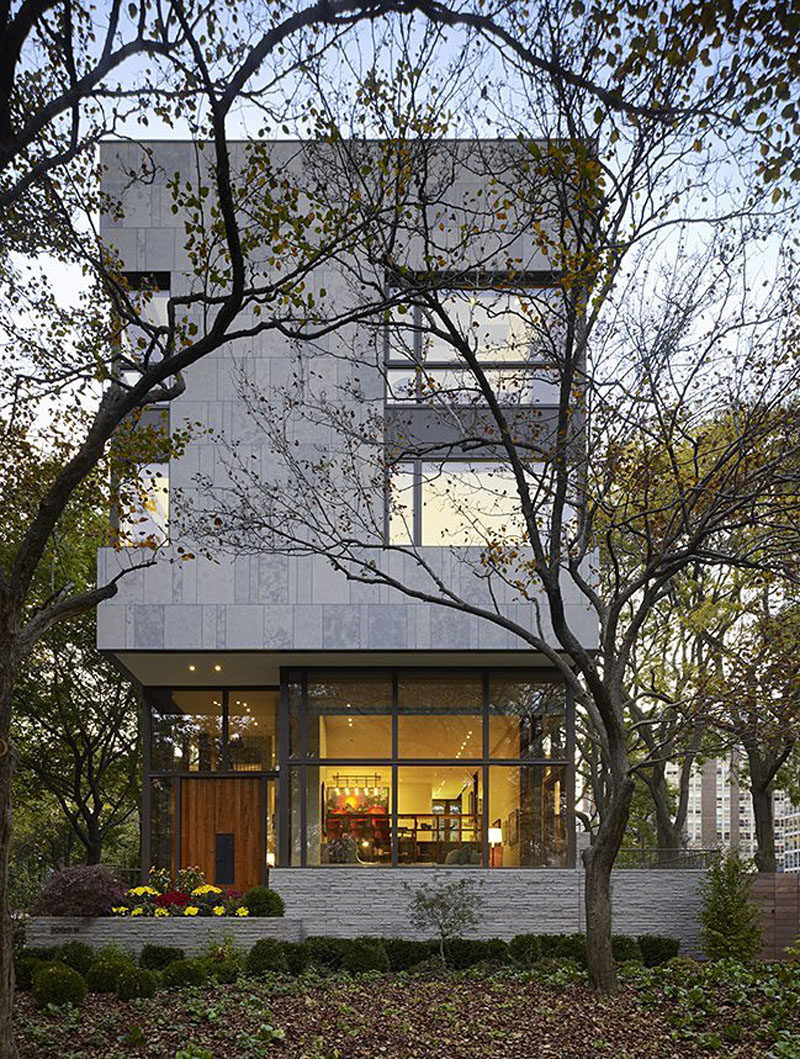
[109,650,560,687]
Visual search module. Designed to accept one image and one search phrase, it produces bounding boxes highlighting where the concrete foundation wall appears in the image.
[269,868,706,956]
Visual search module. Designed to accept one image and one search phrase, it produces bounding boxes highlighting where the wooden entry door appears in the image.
[180,778,264,892]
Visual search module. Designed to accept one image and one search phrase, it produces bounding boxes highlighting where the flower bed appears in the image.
[114,884,251,919]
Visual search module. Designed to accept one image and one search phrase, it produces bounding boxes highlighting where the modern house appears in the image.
[97,138,601,918]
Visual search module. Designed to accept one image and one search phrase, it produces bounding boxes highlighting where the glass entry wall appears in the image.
[284,669,574,868]
[143,687,279,884]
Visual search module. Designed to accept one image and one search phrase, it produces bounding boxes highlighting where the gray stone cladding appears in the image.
[27,916,302,956]
[269,868,705,956]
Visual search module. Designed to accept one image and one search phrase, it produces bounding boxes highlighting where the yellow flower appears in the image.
[131,906,144,916]
[128,885,159,897]
[184,906,200,917]
[191,884,222,895]
[235,906,249,917]
[112,907,128,916]
[155,907,169,918]
[212,905,226,916]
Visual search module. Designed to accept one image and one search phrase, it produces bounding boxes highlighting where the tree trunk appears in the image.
[584,772,636,993]
[0,654,18,1059]
[748,756,776,873]
[84,820,102,866]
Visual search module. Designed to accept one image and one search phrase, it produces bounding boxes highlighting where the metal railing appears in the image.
[616,847,717,870]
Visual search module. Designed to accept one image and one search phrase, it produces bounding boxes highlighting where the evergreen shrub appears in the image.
[57,941,95,976]
[116,967,158,1000]
[341,938,389,974]
[140,944,185,970]
[162,958,208,988]
[242,887,284,917]
[637,935,680,967]
[245,938,289,976]
[32,962,87,1007]
[508,934,543,968]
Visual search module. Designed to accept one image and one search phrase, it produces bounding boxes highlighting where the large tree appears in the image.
[187,22,799,995]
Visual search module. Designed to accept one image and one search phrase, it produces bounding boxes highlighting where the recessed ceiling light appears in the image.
[188,665,196,672]
[214,664,222,672]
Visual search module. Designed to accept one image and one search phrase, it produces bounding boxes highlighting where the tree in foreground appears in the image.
[190,8,799,994]
[700,851,764,963]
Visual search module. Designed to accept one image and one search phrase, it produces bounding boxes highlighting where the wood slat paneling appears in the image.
[180,778,263,892]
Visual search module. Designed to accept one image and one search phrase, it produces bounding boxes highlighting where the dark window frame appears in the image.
[281,666,575,869]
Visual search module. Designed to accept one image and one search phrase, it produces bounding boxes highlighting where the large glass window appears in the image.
[488,765,568,867]
[118,462,169,546]
[286,669,572,868]
[397,765,483,866]
[150,689,277,773]
[397,673,482,758]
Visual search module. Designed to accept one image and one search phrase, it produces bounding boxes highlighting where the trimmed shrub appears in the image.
[245,939,289,976]
[666,955,702,975]
[20,946,60,962]
[446,938,507,970]
[85,952,135,993]
[14,956,45,991]
[700,851,763,963]
[33,962,87,1008]
[57,941,95,976]
[383,939,437,972]
[539,934,587,966]
[282,941,311,976]
[341,938,389,975]
[34,865,124,917]
[207,957,242,984]
[305,936,350,970]
[508,934,542,968]
[611,935,642,964]
[242,886,284,918]
[637,935,680,968]
[139,944,186,971]
[116,967,158,1000]
[162,958,208,989]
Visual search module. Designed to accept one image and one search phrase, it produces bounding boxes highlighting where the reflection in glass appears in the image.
[420,462,535,545]
[118,462,169,546]
[227,691,278,770]
[397,765,483,866]
[397,672,482,758]
[151,690,223,771]
[388,463,415,546]
[305,673,392,759]
[488,765,568,867]
[488,678,566,760]
[149,777,174,873]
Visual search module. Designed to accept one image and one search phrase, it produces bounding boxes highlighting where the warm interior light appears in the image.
[214,664,222,671]
[488,827,502,846]
[554,780,561,814]
[266,852,275,867]
[188,664,196,672]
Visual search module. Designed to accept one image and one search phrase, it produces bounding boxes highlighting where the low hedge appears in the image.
[140,944,186,971]
[32,962,87,1008]
[242,886,285,918]
[507,934,542,968]
[611,935,642,964]
[162,958,208,989]
[305,936,351,971]
[56,941,95,977]
[245,939,289,976]
[383,939,438,972]
[14,956,45,991]
[446,938,508,970]
[85,952,135,993]
[540,934,587,966]
[116,967,158,1000]
[638,934,681,967]
[341,938,389,975]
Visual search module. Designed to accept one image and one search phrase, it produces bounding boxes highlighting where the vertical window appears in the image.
[118,462,169,546]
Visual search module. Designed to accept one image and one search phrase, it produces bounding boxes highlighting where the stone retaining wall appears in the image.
[27,916,303,956]
[270,868,705,956]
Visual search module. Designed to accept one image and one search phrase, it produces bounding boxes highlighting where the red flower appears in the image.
[154,890,190,908]
[222,888,242,902]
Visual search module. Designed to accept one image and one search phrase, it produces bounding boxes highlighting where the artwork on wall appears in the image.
[508,808,520,846]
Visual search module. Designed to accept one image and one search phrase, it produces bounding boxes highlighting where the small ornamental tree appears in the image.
[699,852,763,963]
[406,878,484,967]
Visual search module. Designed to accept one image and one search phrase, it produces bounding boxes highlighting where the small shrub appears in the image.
[666,954,702,975]
[245,939,289,976]
[383,939,437,971]
[57,941,95,976]
[32,961,87,1008]
[242,887,284,918]
[700,851,763,963]
[21,946,59,961]
[508,934,542,968]
[406,878,484,966]
[341,938,389,974]
[34,865,124,917]
[446,938,507,969]
[282,941,311,976]
[208,957,242,984]
[85,952,135,993]
[539,934,587,966]
[116,967,158,1000]
[637,934,680,967]
[14,956,45,991]
[139,943,185,970]
[611,935,642,963]
[305,936,350,970]
[162,958,208,989]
